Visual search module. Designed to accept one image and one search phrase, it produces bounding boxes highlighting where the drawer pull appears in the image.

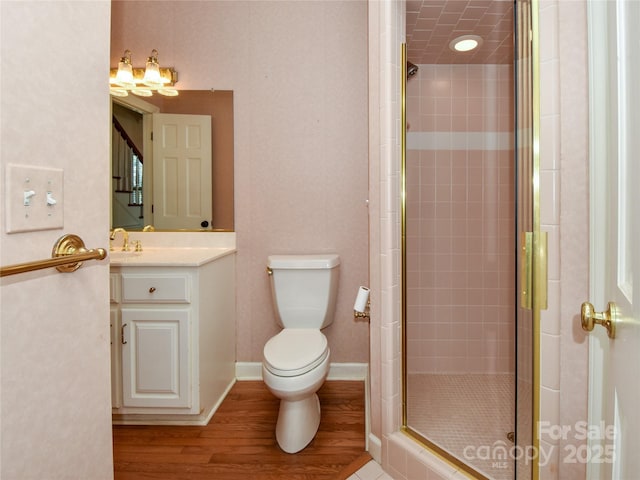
[121,323,127,345]
[149,287,156,293]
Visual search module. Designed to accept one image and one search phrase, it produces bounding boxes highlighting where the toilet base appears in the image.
[275,393,321,453]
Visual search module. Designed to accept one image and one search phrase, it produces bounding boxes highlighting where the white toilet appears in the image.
[262,254,340,454]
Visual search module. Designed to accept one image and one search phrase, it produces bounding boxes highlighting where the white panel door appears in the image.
[121,309,190,408]
[152,113,212,230]
[587,0,640,478]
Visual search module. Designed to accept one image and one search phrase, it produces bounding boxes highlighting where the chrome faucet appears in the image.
[110,228,130,251]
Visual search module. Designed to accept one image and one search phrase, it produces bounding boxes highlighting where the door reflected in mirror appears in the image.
[111,90,234,232]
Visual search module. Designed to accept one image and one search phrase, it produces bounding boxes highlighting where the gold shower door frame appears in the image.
[400,1,543,479]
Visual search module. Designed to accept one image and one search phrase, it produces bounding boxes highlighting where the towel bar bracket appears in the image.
[0,234,107,277]
[52,234,104,273]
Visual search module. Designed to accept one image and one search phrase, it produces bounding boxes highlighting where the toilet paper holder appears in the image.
[353,286,370,319]
[353,303,370,319]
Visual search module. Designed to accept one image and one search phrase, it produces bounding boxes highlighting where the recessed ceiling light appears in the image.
[450,35,483,52]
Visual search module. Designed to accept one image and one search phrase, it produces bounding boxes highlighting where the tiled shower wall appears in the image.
[405,64,515,374]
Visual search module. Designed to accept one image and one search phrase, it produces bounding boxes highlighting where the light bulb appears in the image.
[449,35,483,53]
[115,50,135,88]
[131,88,152,97]
[158,87,179,97]
[143,49,162,87]
[454,39,478,51]
[110,87,129,97]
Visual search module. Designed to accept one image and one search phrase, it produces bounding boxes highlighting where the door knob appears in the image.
[581,302,618,339]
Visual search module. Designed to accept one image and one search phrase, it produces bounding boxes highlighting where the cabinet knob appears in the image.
[121,323,128,345]
[149,287,156,293]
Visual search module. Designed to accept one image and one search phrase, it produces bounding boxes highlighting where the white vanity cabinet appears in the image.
[110,250,236,425]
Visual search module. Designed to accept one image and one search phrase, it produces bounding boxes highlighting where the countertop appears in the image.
[109,247,236,267]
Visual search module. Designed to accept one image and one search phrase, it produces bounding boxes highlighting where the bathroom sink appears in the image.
[108,249,145,262]
[109,247,234,267]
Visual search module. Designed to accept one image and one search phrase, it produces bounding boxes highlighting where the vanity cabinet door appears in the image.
[110,307,122,409]
[120,308,190,408]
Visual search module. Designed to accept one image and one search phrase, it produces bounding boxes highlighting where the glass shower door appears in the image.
[402,0,541,479]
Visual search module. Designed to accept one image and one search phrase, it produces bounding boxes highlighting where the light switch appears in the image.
[5,164,64,233]
[23,190,36,206]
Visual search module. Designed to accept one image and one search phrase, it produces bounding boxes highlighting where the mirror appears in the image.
[111,90,234,232]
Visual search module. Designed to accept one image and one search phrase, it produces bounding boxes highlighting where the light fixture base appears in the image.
[110,67,178,86]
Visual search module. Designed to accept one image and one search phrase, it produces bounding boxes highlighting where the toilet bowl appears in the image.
[262,254,340,454]
[262,329,330,453]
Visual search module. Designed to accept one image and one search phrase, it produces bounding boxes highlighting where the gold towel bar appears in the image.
[1,234,107,278]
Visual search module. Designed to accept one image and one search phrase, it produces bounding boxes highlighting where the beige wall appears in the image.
[0,1,113,478]
[111,1,370,363]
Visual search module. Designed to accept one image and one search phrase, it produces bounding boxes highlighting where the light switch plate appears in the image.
[5,164,64,233]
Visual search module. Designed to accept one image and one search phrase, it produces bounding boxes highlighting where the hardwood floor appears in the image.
[113,381,370,480]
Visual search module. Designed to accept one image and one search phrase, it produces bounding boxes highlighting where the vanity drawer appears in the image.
[121,274,190,303]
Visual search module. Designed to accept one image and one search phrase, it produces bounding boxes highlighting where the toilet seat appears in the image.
[263,329,329,377]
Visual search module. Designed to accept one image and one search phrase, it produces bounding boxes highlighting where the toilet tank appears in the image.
[267,254,340,329]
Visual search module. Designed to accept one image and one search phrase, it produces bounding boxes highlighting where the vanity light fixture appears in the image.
[449,35,483,53]
[110,49,178,97]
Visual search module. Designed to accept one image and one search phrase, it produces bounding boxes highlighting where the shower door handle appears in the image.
[580,302,617,339]
[520,231,548,310]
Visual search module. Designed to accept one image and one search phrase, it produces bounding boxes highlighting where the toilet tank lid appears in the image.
[268,254,340,269]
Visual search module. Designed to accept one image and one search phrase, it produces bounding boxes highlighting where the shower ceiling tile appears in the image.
[406,0,514,65]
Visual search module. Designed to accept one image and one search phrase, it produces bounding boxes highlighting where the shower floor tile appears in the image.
[407,373,515,480]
